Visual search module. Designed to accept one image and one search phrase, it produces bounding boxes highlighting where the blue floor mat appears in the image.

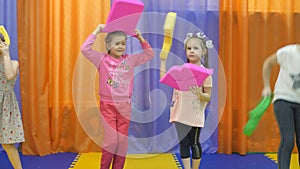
[0,152,77,169]
[0,152,279,169]
[175,153,278,169]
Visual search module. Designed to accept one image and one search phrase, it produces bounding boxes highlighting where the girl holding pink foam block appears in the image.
[81,23,154,169]
[160,32,214,169]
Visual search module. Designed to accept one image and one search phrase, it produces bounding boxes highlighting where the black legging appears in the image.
[273,99,300,169]
[175,122,202,159]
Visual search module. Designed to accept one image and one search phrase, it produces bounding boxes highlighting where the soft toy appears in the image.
[160,63,213,91]
[160,12,177,60]
[102,0,144,36]
[243,95,272,136]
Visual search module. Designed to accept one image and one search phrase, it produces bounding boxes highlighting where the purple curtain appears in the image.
[0,0,19,151]
[122,0,220,154]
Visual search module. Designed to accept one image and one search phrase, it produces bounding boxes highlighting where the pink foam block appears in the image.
[160,63,214,91]
[103,0,144,36]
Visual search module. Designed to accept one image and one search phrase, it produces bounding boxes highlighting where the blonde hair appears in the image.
[105,31,127,53]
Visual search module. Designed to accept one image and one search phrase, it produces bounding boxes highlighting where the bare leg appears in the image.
[181,157,191,169]
[192,158,201,169]
[2,144,22,169]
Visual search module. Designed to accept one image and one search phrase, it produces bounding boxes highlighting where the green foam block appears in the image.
[243,95,272,136]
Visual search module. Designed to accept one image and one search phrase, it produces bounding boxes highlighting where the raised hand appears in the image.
[93,24,105,35]
[135,29,145,43]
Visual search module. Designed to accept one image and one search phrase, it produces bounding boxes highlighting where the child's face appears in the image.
[107,35,126,58]
[185,38,206,64]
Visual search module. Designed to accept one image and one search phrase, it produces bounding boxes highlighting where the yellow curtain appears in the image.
[17,0,110,155]
[219,0,300,154]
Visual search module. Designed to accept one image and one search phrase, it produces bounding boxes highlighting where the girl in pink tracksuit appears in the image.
[81,24,154,169]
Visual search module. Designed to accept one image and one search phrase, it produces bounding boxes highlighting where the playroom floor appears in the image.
[0,152,298,169]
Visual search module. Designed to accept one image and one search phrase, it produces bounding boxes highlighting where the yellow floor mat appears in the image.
[265,153,299,169]
[69,153,182,169]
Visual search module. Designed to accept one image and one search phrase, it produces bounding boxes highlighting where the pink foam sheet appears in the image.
[160,63,214,91]
[103,0,144,36]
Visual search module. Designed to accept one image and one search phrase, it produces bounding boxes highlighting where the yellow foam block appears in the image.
[160,12,177,60]
[163,12,177,37]
[0,25,10,46]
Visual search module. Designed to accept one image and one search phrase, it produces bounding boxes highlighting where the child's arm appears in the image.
[262,53,277,97]
[81,24,105,67]
[160,59,167,79]
[0,41,18,80]
[130,30,155,66]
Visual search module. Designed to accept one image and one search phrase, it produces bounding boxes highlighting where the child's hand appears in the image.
[190,85,204,99]
[93,24,105,35]
[135,29,145,43]
[0,40,9,56]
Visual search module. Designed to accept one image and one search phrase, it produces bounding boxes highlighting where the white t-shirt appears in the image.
[169,75,213,127]
[273,44,300,104]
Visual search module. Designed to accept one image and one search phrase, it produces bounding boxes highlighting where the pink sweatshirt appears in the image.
[81,34,155,102]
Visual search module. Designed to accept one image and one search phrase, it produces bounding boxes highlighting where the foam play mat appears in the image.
[265,153,299,169]
[69,153,182,169]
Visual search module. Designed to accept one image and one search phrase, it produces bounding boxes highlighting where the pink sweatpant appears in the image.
[99,101,131,169]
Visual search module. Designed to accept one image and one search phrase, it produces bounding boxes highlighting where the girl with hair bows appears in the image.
[160,32,213,169]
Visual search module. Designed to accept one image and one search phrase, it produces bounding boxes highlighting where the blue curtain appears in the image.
[0,0,19,151]
[123,0,220,154]
[1,0,220,154]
